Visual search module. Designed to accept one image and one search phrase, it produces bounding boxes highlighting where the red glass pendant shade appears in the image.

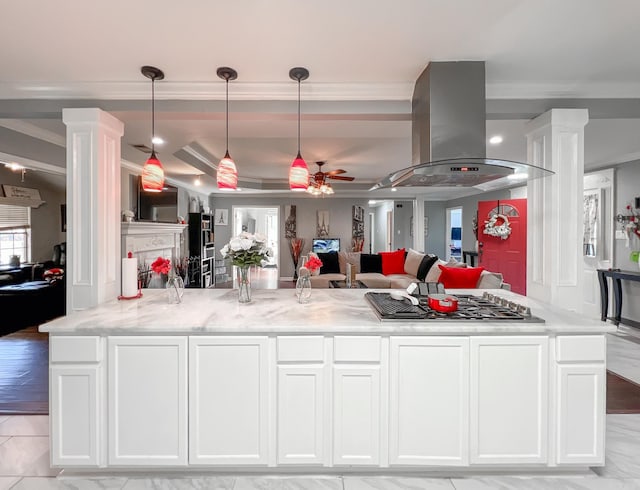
[217,150,238,190]
[289,152,309,191]
[141,152,164,192]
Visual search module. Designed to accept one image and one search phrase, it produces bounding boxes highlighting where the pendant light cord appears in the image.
[226,78,230,153]
[297,79,301,155]
[151,77,156,154]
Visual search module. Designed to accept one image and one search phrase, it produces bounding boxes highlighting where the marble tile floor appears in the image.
[1,414,640,489]
[608,328,640,385]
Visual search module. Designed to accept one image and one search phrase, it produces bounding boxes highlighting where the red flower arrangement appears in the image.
[151,257,171,275]
[305,255,323,273]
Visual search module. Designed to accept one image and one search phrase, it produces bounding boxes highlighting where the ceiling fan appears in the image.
[307,161,354,195]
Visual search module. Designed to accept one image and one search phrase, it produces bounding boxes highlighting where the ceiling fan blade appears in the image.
[326,169,346,176]
[328,175,355,181]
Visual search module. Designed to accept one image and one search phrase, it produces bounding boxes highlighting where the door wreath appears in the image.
[483,213,512,240]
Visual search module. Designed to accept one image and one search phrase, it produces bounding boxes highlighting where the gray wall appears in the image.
[614,161,640,321]
[0,167,66,263]
[211,196,370,278]
[425,201,446,257]
[394,200,414,251]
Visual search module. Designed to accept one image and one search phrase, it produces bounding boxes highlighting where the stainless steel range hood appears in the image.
[372,61,553,191]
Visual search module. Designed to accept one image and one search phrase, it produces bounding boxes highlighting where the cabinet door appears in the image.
[557,364,605,465]
[333,366,380,465]
[108,337,188,466]
[278,365,325,465]
[470,336,548,464]
[190,336,269,465]
[50,366,100,467]
[389,337,469,466]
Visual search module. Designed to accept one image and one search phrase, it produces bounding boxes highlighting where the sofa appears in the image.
[308,249,510,290]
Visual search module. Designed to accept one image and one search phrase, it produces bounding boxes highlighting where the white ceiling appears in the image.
[1,0,640,198]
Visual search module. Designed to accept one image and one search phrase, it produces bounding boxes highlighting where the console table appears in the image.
[597,268,640,326]
[462,250,478,266]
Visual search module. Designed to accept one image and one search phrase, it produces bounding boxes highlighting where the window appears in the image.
[0,204,31,265]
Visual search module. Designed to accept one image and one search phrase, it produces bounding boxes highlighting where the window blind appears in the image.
[0,204,30,230]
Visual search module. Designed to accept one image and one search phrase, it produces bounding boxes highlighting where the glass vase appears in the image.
[237,265,251,303]
[296,274,312,303]
[166,275,185,304]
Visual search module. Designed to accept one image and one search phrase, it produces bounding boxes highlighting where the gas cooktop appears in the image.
[365,292,545,323]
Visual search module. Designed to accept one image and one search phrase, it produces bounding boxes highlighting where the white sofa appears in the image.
[308,250,510,290]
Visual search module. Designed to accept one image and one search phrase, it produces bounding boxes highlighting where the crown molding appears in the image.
[0,151,66,175]
[486,81,640,99]
[0,81,413,101]
[0,119,66,147]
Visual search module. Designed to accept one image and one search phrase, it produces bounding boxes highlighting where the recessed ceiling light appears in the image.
[391,188,398,192]
[194,176,202,186]
[489,135,503,145]
[368,200,377,205]
[4,162,25,171]
[152,136,164,145]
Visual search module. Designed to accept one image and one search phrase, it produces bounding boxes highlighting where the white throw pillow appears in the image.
[404,248,425,277]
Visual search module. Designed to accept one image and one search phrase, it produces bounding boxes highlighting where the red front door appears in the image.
[477,199,527,295]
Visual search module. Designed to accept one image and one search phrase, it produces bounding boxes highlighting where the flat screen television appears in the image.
[312,238,340,253]
[137,177,179,222]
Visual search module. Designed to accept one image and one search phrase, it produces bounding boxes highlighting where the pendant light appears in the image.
[289,67,310,191]
[140,66,165,192]
[216,67,238,191]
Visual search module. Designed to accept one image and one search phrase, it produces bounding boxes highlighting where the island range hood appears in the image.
[371,62,553,191]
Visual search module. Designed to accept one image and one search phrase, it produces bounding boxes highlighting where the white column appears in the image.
[525,109,588,311]
[63,108,124,311]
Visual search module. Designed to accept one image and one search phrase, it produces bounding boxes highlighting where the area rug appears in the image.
[0,326,48,415]
[607,370,640,414]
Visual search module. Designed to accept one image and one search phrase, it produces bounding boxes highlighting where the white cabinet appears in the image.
[50,365,100,466]
[108,337,188,466]
[189,336,269,465]
[49,336,102,467]
[556,364,605,465]
[278,365,325,464]
[389,337,469,466]
[333,365,381,465]
[555,335,606,465]
[470,336,548,464]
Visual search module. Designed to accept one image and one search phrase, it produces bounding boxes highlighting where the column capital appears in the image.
[525,108,589,135]
[62,108,124,136]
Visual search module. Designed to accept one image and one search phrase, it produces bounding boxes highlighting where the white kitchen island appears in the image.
[40,288,615,474]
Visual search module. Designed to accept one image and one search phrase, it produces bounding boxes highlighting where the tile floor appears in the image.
[1,332,640,489]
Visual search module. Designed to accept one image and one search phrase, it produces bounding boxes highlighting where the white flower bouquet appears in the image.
[220,232,273,267]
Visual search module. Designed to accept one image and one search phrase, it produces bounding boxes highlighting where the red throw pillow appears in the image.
[379,249,406,275]
[438,265,484,288]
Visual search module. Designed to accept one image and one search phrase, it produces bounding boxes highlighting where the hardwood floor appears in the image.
[0,326,48,415]
[607,370,640,414]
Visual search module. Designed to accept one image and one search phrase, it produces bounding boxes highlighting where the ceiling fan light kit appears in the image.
[289,67,310,192]
[140,65,165,192]
[216,67,239,191]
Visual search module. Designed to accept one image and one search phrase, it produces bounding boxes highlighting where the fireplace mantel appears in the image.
[121,222,187,236]
[121,221,188,263]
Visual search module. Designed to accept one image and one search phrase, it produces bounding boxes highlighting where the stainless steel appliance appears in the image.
[365,291,544,323]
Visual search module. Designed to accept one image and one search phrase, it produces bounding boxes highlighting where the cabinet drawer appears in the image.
[277,336,324,362]
[556,336,605,363]
[50,336,102,363]
[334,336,381,362]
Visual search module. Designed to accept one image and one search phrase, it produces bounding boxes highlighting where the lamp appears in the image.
[289,67,310,191]
[140,66,165,192]
[216,67,238,191]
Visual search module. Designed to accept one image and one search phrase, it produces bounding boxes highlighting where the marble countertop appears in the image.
[40,288,616,335]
